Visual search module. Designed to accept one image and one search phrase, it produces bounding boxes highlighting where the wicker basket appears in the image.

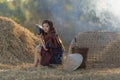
[70,31,120,68]
[72,46,89,68]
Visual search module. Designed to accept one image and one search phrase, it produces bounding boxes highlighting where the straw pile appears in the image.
[0,16,39,65]
[69,31,120,68]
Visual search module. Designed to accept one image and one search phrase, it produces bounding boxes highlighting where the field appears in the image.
[0,63,120,80]
[1,17,120,80]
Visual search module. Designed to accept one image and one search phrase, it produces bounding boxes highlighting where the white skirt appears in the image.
[35,45,42,53]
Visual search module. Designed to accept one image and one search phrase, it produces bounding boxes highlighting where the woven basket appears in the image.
[72,46,89,68]
[69,31,120,68]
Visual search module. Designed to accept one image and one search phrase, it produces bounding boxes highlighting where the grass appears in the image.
[1,17,120,80]
[0,63,120,80]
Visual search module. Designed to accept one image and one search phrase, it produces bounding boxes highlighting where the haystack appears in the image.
[69,31,120,68]
[0,16,39,65]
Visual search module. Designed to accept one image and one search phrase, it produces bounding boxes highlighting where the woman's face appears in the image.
[42,23,49,33]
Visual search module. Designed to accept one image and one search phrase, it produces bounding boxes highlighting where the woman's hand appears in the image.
[43,47,48,51]
[37,34,43,38]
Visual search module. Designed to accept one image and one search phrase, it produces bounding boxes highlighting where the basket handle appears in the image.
[74,37,77,43]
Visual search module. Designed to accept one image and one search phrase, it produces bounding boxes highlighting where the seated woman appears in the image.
[34,20,65,67]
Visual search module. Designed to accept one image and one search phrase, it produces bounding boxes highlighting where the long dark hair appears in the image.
[42,20,56,34]
[42,20,65,50]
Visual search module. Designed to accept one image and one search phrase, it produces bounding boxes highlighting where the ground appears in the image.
[0,63,120,80]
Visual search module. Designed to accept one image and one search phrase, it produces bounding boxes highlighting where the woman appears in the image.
[34,20,65,67]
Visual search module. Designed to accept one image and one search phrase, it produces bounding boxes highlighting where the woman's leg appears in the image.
[50,47,63,64]
[55,53,63,64]
[33,52,40,67]
[33,45,41,67]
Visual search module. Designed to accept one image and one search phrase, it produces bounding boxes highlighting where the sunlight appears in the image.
[7,0,13,2]
[96,0,120,18]
[95,0,120,28]
[108,0,120,18]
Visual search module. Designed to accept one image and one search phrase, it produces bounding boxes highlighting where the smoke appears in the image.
[42,0,120,45]
[47,0,120,29]
[80,0,120,30]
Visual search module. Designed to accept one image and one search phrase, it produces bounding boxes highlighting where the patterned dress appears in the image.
[40,33,63,66]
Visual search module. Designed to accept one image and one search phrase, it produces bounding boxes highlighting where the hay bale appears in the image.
[69,31,120,68]
[0,16,39,65]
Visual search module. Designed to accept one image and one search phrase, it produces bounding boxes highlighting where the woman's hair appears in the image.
[42,20,56,34]
[42,20,65,50]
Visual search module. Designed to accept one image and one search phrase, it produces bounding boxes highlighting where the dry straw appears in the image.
[0,16,39,65]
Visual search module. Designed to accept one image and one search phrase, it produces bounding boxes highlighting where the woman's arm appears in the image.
[38,34,48,51]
